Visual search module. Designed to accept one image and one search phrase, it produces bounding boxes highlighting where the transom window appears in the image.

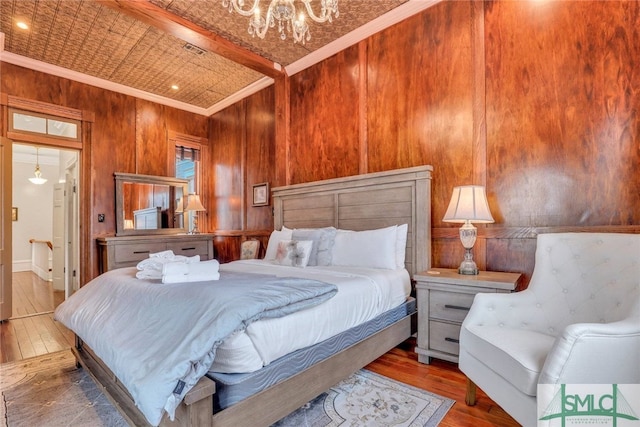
[9,108,81,142]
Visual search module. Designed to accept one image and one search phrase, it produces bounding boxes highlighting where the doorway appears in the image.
[10,143,79,318]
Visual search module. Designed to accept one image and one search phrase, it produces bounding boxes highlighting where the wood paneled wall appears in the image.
[288,45,362,183]
[3,0,638,280]
[0,63,209,281]
[210,0,639,282]
[209,87,275,262]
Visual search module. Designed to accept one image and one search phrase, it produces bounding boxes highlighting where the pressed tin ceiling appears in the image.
[0,0,439,116]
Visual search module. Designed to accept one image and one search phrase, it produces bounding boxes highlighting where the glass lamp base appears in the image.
[458,247,479,275]
[458,260,479,275]
[189,218,200,234]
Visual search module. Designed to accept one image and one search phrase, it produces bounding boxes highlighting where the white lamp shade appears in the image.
[185,194,206,212]
[443,185,494,223]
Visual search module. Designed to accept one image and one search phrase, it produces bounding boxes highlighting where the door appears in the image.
[52,183,65,292]
[1,137,12,320]
[65,174,77,298]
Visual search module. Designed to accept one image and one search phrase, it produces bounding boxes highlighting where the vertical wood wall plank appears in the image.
[245,87,276,231]
[288,45,361,184]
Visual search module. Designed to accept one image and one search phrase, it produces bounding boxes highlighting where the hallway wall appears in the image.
[11,156,56,271]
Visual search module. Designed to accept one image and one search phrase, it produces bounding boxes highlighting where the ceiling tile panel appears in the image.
[1,0,417,112]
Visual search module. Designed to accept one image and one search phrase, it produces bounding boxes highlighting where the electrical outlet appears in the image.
[98,213,105,222]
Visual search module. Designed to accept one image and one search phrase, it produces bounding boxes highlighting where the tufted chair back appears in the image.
[522,232,640,336]
[459,232,640,427]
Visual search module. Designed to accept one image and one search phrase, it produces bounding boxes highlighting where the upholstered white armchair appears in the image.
[459,232,640,427]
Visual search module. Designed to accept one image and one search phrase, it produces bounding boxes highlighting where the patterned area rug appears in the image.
[1,350,454,426]
[274,369,454,427]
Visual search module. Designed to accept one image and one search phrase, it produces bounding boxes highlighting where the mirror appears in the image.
[115,172,189,236]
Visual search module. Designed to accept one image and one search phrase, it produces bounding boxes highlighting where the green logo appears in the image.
[539,384,639,426]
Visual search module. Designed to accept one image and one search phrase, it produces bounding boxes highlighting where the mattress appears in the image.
[211,260,411,373]
[208,297,416,410]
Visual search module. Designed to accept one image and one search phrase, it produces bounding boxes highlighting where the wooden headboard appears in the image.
[272,166,432,277]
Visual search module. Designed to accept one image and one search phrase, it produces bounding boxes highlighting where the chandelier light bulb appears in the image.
[223,0,338,44]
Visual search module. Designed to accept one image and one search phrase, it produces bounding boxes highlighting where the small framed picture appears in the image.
[12,207,18,221]
[252,183,269,206]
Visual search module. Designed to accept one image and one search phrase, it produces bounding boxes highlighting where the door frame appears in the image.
[1,136,13,320]
[1,94,93,317]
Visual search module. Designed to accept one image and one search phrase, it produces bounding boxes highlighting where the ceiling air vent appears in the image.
[183,43,206,55]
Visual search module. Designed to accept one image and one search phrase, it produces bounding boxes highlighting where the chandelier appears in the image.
[222,0,339,44]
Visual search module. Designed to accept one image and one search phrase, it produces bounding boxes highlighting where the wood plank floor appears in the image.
[10,271,64,317]
[0,272,519,426]
[366,338,519,426]
[1,272,74,363]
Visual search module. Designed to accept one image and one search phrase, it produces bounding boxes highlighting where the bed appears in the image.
[56,165,433,427]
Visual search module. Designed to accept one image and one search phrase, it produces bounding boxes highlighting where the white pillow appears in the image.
[396,223,408,269]
[274,240,313,267]
[264,226,292,260]
[331,225,398,270]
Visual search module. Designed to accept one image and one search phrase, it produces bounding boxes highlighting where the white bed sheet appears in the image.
[211,260,411,373]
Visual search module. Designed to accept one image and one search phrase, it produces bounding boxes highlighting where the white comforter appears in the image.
[212,260,411,373]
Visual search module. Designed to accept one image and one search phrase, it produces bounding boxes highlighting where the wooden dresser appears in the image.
[97,234,214,273]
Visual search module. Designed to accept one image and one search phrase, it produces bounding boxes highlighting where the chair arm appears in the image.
[539,318,640,384]
[462,290,540,329]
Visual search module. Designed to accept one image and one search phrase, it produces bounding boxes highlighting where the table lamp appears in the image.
[443,185,494,275]
[185,193,206,234]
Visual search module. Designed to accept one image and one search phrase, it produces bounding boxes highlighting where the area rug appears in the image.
[1,350,454,426]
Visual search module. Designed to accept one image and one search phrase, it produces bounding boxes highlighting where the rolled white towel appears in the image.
[162,272,220,284]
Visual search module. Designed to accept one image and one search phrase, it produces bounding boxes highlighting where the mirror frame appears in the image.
[115,172,189,236]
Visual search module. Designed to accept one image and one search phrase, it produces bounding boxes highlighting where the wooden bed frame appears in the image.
[73,165,433,427]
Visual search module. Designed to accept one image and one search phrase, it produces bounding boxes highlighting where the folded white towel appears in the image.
[162,262,189,276]
[137,254,200,270]
[161,259,221,284]
[189,259,220,274]
[149,250,176,259]
[135,269,163,280]
[162,272,221,284]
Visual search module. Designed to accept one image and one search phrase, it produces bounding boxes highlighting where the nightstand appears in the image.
[414,268,521,364]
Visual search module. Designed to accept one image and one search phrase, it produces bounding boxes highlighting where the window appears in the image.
[175,146,201,231]
[10,109,80,142]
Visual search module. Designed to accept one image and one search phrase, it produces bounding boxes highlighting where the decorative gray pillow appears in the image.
[292,227,337,266]
[274,240,313,267]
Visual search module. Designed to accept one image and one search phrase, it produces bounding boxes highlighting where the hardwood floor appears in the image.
[366,338,519,426]
[0,273,519,426]
[10,271,64,317]
[0,272,74,363]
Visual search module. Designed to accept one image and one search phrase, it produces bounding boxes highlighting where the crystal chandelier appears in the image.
[222,0,339,44]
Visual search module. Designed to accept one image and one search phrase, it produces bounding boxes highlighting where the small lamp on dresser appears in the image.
[185,193,206,234]
[443,185,494,275]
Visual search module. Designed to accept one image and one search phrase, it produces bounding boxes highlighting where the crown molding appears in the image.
[0,48,211,116]
[285,0,442,76]
[0,48,275,118]
[205,76,275,116]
